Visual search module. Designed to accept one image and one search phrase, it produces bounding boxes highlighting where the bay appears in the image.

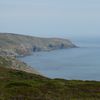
[19,44,100,81]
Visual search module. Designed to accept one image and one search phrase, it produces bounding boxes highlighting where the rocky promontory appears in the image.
[0,33,76,56]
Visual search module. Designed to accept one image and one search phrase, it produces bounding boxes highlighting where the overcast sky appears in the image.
[0,0,100,39]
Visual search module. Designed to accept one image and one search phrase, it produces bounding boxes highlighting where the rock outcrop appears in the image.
[0,56,39,74]
[0,33,76,56]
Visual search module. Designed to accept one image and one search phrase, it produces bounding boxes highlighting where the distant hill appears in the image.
[0,33,76,56]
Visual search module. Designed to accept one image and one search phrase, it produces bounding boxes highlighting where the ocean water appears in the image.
[19,44,100,81]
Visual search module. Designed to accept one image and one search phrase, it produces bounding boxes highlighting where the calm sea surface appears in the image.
[19,44,100,81]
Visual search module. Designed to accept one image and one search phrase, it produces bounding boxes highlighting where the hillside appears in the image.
[0,66,100,100]
[0,56,39,75]
[0,33,76,56]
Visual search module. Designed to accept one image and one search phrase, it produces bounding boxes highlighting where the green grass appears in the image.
[0,66,100,100]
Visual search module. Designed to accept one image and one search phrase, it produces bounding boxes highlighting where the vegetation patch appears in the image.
[6,82,32,88]
[0,66,100,100]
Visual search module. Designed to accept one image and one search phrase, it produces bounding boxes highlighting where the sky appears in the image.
[0,0,100,40]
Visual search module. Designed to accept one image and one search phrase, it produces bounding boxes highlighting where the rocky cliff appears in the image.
[0,56,39,74]
[0,33,76,56]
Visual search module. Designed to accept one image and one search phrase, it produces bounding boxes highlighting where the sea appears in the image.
[19,41,100,81]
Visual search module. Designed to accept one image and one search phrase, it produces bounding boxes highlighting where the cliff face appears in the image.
[0,33,76,56]
[0,56,39,74]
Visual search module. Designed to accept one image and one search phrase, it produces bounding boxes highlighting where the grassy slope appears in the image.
[0,66,100,100]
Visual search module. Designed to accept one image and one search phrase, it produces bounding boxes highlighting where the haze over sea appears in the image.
[20,39,100,81]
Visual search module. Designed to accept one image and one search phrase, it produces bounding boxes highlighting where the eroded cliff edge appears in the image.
[0,56,39,74]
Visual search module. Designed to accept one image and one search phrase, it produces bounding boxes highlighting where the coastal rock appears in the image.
[0,56,39,74]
